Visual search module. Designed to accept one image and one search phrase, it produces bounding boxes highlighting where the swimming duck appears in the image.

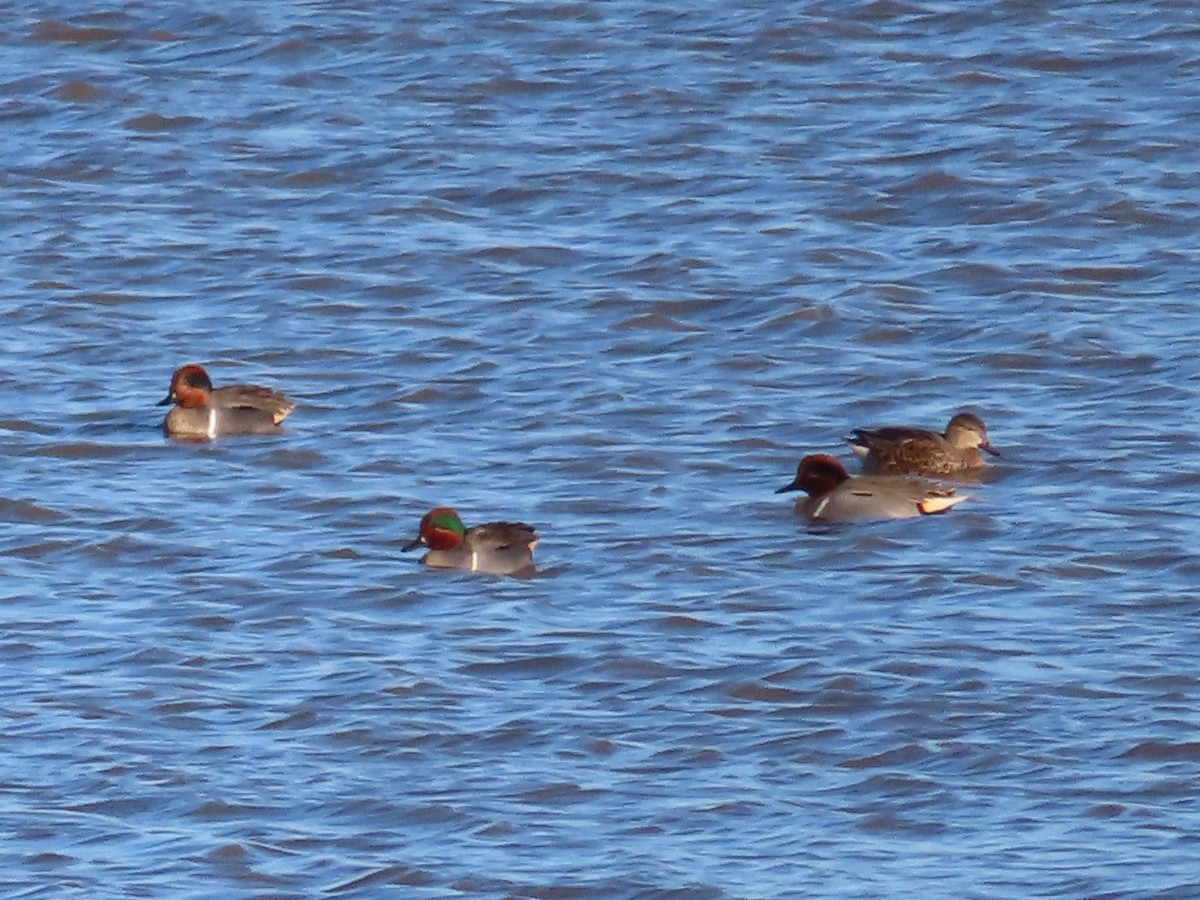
[777,454,968,522]
[403,507,538,576]
[159,363,294,439]
[846,411,998,476]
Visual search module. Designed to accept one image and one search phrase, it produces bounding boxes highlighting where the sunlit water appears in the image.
[2,2,1199,897]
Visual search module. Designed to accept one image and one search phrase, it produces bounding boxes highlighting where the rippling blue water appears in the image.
[2,1,1199,897]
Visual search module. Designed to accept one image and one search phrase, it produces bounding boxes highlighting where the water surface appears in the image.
[2,1,1199,897]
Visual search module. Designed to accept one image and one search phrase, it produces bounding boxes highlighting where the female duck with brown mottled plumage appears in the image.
[845,411,999,476]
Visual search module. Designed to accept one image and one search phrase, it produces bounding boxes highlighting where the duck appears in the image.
[777,454,968,522]
[403,507,538,576]
[845,411,998,476]
[159,363,295,439]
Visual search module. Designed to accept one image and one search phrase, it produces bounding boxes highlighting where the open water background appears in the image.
[2,1,1199,897]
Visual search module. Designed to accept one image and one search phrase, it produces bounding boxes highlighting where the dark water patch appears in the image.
[326,864,437,893]
[0,498,67,523]
[123,112,204,132]
[30,20,128,44]
[1119,741,1200,763]
[53,80,103,102]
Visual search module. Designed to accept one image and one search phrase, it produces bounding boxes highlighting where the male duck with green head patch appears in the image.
[404,507,539,576]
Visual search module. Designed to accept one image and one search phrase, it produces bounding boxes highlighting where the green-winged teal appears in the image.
[159,363,294,440]
[777,454,968,522]
[403,507,538,576]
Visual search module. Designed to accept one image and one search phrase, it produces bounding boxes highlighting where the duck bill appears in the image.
[157,391,175,406]
[401,536,424,552]
[776,478,801,494]
[982,442,1001,457]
